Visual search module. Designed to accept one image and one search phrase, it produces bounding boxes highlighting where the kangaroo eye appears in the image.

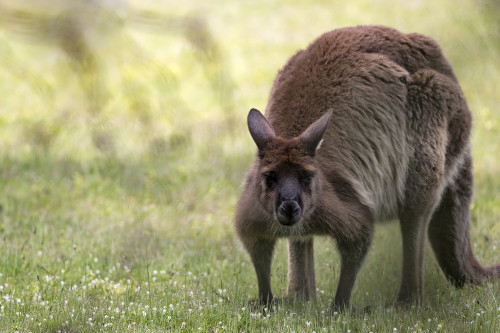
[302,173,315,186]
[262,172,277,189]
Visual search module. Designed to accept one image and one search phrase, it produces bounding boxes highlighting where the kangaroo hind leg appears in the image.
[398,196,440,304]
[287,238,316,301]
[397,68,453,304]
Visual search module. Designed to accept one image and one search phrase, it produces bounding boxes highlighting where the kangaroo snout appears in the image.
[277,200,302,226]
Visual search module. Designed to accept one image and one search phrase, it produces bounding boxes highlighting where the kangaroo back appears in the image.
[266,25,458,219]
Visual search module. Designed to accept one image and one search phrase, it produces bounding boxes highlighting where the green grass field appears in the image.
[1,0,499,331]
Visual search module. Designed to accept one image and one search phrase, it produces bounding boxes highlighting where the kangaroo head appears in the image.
[247,108,332,226]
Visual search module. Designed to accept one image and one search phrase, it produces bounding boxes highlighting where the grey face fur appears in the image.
[235,25,500,309]
[247,108,332,227]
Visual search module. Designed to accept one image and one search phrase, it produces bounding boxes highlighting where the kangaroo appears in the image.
[234,25,500,309]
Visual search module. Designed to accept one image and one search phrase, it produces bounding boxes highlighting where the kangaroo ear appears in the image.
[247,108,275,151]
[299,109,333,155]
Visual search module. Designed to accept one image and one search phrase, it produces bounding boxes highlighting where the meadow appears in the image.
[0,0,499,331]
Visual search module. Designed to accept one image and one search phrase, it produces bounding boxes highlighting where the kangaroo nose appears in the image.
[277,201,301,225]
[279,201,300,217]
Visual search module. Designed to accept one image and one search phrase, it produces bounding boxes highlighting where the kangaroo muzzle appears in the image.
[277,200,302,226]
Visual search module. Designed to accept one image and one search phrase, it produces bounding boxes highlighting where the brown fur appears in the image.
[234,25,500,309]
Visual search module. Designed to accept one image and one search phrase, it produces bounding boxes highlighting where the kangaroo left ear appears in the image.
[247,108,276,151]
[299,109,332,155]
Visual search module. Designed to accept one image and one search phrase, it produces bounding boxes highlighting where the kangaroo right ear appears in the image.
[247,108,275,151]
[299,109,332,155]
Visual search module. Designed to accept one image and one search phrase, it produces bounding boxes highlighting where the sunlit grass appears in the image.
[0,0,499,331]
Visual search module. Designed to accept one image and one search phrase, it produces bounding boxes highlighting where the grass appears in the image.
[0,0,500,331]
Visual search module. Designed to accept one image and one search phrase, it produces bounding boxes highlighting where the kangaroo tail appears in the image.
[428,155,500,286]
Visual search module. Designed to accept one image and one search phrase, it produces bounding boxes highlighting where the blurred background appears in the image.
[1,0,498,157]
[0,0,499,279]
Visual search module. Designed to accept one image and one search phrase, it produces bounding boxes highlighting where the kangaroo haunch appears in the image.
[234,25,500,309]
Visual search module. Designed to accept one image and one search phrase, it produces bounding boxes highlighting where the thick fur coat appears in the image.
[234,25,499,308]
